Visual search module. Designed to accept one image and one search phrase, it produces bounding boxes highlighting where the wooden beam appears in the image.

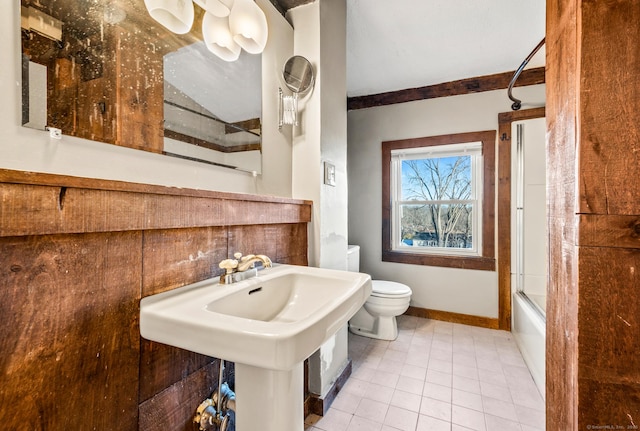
[272,0,315,13]
[347,67,545,110]
[164,129,261,153]
[225,118,261,135]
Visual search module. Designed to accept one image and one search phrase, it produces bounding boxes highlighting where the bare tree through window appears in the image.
[400,155,474,250]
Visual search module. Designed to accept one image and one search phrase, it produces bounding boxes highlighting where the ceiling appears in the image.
[276,0,546,98]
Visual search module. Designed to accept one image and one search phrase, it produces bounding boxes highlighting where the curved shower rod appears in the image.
[508,38,545,111]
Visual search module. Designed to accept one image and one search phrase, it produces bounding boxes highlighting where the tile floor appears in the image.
[304,315,545,431]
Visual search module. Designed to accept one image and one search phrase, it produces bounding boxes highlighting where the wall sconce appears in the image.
[144,0,268,62]
[279,56,315,129]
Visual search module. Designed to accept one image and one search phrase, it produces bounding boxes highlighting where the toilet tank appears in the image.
[347,245,360,272]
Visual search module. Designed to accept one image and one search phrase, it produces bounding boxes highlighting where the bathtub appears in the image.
[512,291,545,397]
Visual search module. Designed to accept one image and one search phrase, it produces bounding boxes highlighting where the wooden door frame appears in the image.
[497,107,546,330]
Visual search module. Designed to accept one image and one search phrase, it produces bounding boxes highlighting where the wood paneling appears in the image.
[579,214,640,249]
[0,169,311,205]
[578,248,640,381]
[546,0,580,427]
[228,223,309,265]
[496,107,545,331]
[0,232,141,430]
[139,341,217,405]
[546,0,640,428]
[138,227,227,403]
[578,247,640,428]
[578,35,638,404]
[139,363,219,431]
[579,1,640,216]
[0,170,311,431]
[348,67,545,110]
[0,170,311,238]
[0,183,230,236]
[142,228,229,296]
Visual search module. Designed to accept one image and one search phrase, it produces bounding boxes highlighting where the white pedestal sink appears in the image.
[140,264,371,431]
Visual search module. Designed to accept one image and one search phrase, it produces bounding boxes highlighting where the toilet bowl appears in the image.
[346,245,412,340]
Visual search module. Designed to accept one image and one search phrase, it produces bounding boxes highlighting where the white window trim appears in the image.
[390,142,484,257]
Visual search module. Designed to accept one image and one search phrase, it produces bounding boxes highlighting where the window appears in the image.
[382,131,496,270]
[391,141,482,255]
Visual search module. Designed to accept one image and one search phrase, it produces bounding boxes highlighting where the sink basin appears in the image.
[140,264,372,371]
[141,264,371,431]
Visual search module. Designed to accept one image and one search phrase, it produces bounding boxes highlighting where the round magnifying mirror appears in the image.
[283,55,314,94]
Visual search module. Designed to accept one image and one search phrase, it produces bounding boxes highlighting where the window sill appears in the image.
[382,250,496,271]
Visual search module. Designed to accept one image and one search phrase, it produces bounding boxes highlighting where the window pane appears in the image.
[401,156,472,201]
[399,203,474,249]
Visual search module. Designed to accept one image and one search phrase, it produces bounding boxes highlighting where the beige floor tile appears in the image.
[340,320,543,431]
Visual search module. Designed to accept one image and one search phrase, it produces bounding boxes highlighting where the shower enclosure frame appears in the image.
[496,107,545,330]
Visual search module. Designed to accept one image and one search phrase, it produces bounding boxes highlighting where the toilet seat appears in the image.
[371,280,412,299]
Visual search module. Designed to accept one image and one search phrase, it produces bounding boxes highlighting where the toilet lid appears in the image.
[372,280,412,297]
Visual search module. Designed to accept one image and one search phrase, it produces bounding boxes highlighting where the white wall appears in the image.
[0,0,293,197]
[289,0,349,397]
[348,85,545,318]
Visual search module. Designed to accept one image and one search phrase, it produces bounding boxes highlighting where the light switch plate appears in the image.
[324,162,336,186]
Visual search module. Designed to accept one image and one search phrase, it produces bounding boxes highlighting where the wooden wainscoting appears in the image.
[0,169,311,431]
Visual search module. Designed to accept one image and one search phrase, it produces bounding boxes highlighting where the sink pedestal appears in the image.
[235,362,304,431]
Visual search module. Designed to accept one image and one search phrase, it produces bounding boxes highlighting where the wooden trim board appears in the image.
[405,306,500,330]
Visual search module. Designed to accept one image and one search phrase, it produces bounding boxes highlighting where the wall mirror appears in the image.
[278,55,313,129]
[20,0,262,173]
[283,55,314,94]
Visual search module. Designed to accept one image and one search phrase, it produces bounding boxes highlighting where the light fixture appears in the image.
[228,0,268,54]
[202,12,241,62]
[145,0,268,60]
[192,0,234,17]
[144,0,195,34]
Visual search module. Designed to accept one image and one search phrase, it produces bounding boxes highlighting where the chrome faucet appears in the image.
[218,252,272,284]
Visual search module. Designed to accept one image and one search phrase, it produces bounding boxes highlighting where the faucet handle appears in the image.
[233,252,243,260]
[219,259,238,274]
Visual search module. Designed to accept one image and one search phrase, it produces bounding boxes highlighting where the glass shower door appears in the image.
[513,118,547,316]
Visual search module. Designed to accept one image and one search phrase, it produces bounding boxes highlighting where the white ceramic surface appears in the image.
[140,264,372,371]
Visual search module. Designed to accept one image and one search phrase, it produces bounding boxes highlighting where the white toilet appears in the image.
[347,245,412,340]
